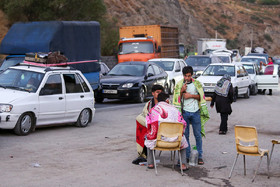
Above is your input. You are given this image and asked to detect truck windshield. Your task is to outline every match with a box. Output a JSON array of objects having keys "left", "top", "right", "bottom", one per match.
[
  {"left": 0, "top": 57, "right": 24, "bottom": 71},
  {"left": 0, "top": 69, "right": 44, "bottom": 93},
  {"left": 185, "top": 57, "right": 211, "bottom": 66},
  {"left": 119, "top": 42, "right": 154, "bottom": 54}
]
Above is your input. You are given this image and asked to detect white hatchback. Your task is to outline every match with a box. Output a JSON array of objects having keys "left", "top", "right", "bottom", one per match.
[
  {"left": 197, "top": 63, "right": 251, "bottom": 101},
  {"left": 0, "top": 64, "right": 95, "bottom": 135},
  {"left": 148, "top": 58, "right": 187, "bottom": 94}
]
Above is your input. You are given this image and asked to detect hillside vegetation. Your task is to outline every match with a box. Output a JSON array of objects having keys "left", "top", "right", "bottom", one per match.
[{"left": 1, "top": 0, "right": 280, "bottom": 55}]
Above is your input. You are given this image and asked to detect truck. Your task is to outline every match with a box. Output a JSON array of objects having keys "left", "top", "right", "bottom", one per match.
[
  {"left": 197, "top": 38, "right": 226, "bottom": 55},
  {"left": 0, "top": 21, "right": 101, "bottom": 91},
  {"left": 117, "top": 25, "right": 179, "bottom": 63}
]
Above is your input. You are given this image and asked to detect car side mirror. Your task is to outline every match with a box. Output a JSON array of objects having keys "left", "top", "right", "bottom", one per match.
[
  {"left": 175, "top": 68, "right": 181, "bottom": 72},
  {"left": 39, "top": 87, "right": 48, "bottom": 96},
  {"left": 237, "top": 74, "right": 242, "bottom": 78},
  {"left": 147, "top": 73, "right": 154, "bottom": 77}
]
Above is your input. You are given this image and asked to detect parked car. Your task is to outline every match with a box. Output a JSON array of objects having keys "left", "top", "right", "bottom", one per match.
[
  {"left": 96, "top": 61, "right": 168, "bottom": 103},
  {"left": 213, "top": 49, "right": 233, "bottom": 63},
  {"left": 240, "top": 62, "right": 260, "bottom": 95},
  {"left": 185, "top": 55, "right": 222, "bottom": 78},
  {"left": 148, "top": 58, "right": 187, "bottom": 94},
  {"left": 241, "top": 56, "right": 267, "bottom": 67},
  {"left": 197, "top": 63, "right": 251, "bottom": 101},
  {"left": 0, "top": 63, "right": 95, "bottom": 136}
]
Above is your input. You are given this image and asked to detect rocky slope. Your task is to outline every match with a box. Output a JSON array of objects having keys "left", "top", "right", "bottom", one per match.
[
  {"left": 1, "top": 0, "right": 280, "bottom": 55},
  {"left": 104, "top": 0, "right": 280, "bottom": 55}
]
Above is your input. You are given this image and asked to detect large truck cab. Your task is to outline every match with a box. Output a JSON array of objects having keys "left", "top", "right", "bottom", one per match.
[{"left": 118, "top": 37, "right": 161, "bottom": 63}]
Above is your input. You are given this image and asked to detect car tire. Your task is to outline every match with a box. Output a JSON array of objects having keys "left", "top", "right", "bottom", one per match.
[
  {"left": 14, "top": 113, "right": 35, "bottom": 136},
  {"left": 233, "top": 87, "right": 238, "bottom": 102},
  {"left": 136, "top": 87, "right": 146, "bottom": 103},
  {"left": 244, "top": 87, "right": 250, "bottom": 99},
  {"left": 169, "top": 81, "right": 175, "bottom": 94},
  {"left": 251, "top": 84, "right": 257, "bottom": 95},
  {"left": 76, "top": 108, "right": 91, "bottom": 127}
]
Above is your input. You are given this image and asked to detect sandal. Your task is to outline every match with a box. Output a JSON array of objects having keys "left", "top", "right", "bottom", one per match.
[
  {"left": 148, "top": 164, "right": 154, "bottom": 169},
  {"left": 198, "top": 158, "right": 204, "bottom": 165}
]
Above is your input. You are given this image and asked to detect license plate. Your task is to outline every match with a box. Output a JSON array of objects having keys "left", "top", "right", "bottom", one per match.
[
  {"left": 103, "top": 89, "right": 117, "bottom": 94},
  {"left": 204, "top": 88, "right": 214, "bottom": 92}
]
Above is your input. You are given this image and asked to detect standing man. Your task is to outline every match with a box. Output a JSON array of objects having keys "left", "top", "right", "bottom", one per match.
[
  {"left": 261, "top": 57, "right": 274, "bottom": 95},
  {"left": 173, "top": 66, "right": 209, "bottom": 165},
  {"left": 132, "top": 85, "right": 164, "bottom": 165}
]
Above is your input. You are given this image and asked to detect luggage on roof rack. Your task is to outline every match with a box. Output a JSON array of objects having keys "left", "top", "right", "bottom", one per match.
[{"left": 25, "top": 51, "right": 68, "bottom": 64}]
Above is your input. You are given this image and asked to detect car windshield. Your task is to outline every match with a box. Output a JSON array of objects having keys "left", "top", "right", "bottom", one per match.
[
  {"left": 185, "top": 57, "right": 211, "bottom": 66},
  {"left": 0, "top": 69, "right": 44, "bottom": 93},
  {"left": 241, "top": 58, "right": 265, "bottom": 66},
  {"left": 119, "top": 42, "right": 154, "bottom": 54},
  {"left": 108, "top": 64, "right": 145, "bottom": 76},
  {"left": 243, "top": 64, "right": 255, "bottom": 74},
  {"left": 0, "top": 57, "right": 24, "bottom": 71},
  {"left": 202, "top": 65, "right": 235, "bottom": 76},
  {"left": 218, "top": 56, "right": 230, "bottom": 63},
  {"left": 149, "top": 61, "right": 174, "bottom": 71},
  {"left": 247, "top": 53, "right": 269, "bottom": 61}
]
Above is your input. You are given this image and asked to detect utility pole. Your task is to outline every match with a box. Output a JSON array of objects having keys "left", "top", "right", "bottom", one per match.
[{"left": 250, "top": 29, "right": 253, "bottom": 48}]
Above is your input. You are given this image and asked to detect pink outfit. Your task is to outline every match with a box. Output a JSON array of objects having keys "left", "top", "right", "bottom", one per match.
[{"left": 144, "top": 102, "right": 188, "bottom": 149}]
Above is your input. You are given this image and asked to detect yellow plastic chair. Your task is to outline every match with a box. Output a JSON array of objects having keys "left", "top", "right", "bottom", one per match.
[
  {"left": 229, "top": 125, "right": 270, "bottom": 182},
  {"left": 152, "top": 122, "right": 184, "bottom": 176},
  {"left": 269, "top": 139, "right": 280, "bottom": 168}
]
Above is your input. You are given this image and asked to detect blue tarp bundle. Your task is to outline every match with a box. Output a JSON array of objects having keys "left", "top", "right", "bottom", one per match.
[{"left": 0, "top": 21, "right": 101, "bottom": 73}]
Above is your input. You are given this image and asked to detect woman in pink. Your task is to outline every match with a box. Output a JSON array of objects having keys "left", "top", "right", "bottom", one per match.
[{"left": 144, "top": 92, "right": 188, "bottom": 170}]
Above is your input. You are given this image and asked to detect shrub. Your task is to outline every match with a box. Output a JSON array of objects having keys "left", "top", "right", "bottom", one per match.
[
  {"left": 264, "top": 34, "right": 273, "bottom": 42},
  {"left": 259, "top": 0, "right": 280, "bottom": 5}
]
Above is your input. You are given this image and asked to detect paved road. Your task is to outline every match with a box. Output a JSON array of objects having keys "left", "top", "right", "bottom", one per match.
[{"left": 0, "top": 87, "right": 280, "bottom": 186}]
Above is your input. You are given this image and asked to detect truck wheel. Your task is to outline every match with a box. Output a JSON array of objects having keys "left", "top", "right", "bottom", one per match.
[
  {"left": 14, "top": 113, "right": 35, "bottom": 136},
  {"left": 233, "top": 88, "right": 238, "bottom": 102},
  {"left": 244, "top": 87, "right": 250, "bottom": 99},
  {"left": 169, "top": 81, "right": 175, "bottom": 94},
  {"left": 76, "top": 109, "right": 91, "bottom": 127},
  {"left": 136, "top": 87, "right": 146, "bottom": 103}
]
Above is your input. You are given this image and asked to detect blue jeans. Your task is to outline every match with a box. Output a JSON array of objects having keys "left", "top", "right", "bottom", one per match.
[{"left": 182, "top": 110, "right": 203, "bottom": 159}]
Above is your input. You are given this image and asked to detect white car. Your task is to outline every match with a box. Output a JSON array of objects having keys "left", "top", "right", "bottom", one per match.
[
  {"left": 241, "top": 56, "right": 267, "bottom": 67},
  {"left": 0, "top": 64, "right": 95, "bottom": 135},
  {"left": 148, "top": 58, "right": 187, "bottom": 94},
  {"left": 197, "top": 63, "right": 251, "bottom": 102},
  {"left": 241, "top": 62, "right": 279, "bottom": 95},
  {"left": 212, "top": 49, "right": 233, "bottom": 63}
]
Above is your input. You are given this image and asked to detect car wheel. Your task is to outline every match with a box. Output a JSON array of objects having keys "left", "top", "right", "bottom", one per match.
[
  {"left": 233, "top": 87, "right": 238, "bottom": 102},
  {"left": 14, "top": 113, "right": 35, "bottom": 136},
  {"left": 76, "top": 108, "right": 91, "bottom": 127},
  {"left": 169, "top": 81, "right": 175, "bottom": 94},
  {"left": 244, "top": 87, "right": 250, "bottom": 99},
  {"left": 136, "top": 87, "right": 146, "bottom": 103},
  {"left": 251, "top": 84, "right": 257, "bottom": 95}
]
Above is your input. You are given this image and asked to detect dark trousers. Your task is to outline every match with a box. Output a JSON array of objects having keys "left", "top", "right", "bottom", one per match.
[{"left": 220, "top": 113, "right": 228, "bottom": 132}]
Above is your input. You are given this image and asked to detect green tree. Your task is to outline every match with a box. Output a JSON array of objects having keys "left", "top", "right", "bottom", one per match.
[{"left": 0, "top": 0, "right": 118, "bottom": 56}]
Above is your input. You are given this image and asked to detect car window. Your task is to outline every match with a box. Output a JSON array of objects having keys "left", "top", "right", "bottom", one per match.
[
  {"left": 236, "top": 66, "right": 244, "bottom": 77},
  {"left": 243, "top": 64, "right": 255, "bottom": 74},
  {"left": 263, "top": 65, "right": 274, "bottom": 75},
  {"left": 150, "top": 61, "right": 174, "bottom": 71},
  {"left": 108, "top": 64, "right": 144, "bottom": 76},
  {"left": 185, "top": 57, "right": 211, "bottom": 66},
  {"left": 41, "top": 74, "right": 62, "bottom": 95},
  {"left": 76, "top": 74, "right": 90, "bottom": 92},
  {"left": 179, "top": 61, "right": 186, "bottom": 69},
  {"left": 175, "top": 61, "right": 180, "bottom": 71},
  {"left": 152, "top": 65, "right": 161, "bottom": 75},
  {"left": 63, "top": 74, "right": 83, "bottom": 93},
  {"left": 147, "top": 65, "right": 155, "bottom": 76},
  {"left": 202, "top": 65, "right": 235, "bottom": 76}
]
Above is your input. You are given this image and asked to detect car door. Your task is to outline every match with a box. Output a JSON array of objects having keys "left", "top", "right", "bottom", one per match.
[
  {"left": 173, "top": 60, "right": 182, "bottom": 84},
  {"left": 256, "top": 65, "right": 279, "bottom": 90},
  {"left": 63, "top": 73, "right": 93, "bottom": 122},
  {"left": 38, "top": 74, "right": 66, "bottom": 125},
  {"left": 235, "top": 65, "right": 246, "bottom": 94},
  {"left": 144, "top": 65, "right": 156, "bottom": 95}
]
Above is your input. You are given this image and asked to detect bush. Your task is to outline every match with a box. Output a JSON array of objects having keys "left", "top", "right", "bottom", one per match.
[
  {"left": 215, "top": 24, "right": 229, "bottom": 35},
  {"left": 259, "top": 0, "right": 280, "bottom": 5}
]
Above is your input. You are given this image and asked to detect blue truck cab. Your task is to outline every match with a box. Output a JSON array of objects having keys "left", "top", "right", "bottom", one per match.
[{"left": 0, "top": 21, "right": 101, "bottom": 91}]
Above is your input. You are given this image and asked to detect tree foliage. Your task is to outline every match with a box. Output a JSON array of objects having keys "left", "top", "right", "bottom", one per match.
[{"left": 0, "top": 0, "right": 118, "bottom": 56}]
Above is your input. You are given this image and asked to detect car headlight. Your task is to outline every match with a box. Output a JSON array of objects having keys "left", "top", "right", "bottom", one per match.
[
  {"left": 0, "top": 104, "right": 13, "bottom": 113},
  {"left": 122, "top": 83, "right": 134, "bottom": 88}
]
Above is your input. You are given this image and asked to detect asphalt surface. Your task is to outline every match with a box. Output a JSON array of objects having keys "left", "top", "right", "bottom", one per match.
[{"left": 0, "top": 86, "right": 280, "bottom": 186}]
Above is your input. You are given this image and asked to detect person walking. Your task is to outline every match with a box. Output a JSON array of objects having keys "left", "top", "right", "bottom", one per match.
[
  {"left": 173, "top": 66, "right": 209, "bottom": 165},
  {"left": 210, "top": 74, "right": 233, "bottom": 135}
]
